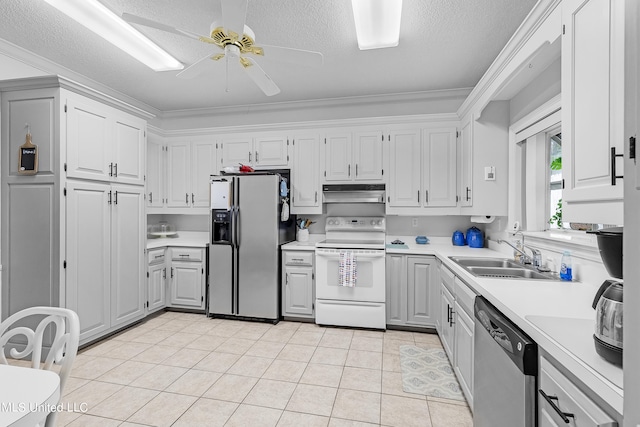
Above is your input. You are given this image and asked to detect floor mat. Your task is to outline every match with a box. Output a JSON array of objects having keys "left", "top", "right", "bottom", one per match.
[{"left": 399, "top": 345, "right": 465, "bottom": 401}]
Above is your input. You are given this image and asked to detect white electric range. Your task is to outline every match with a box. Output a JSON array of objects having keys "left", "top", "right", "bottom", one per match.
[{"left": 315, "top": 216, "right": 386, "bottom": 329}]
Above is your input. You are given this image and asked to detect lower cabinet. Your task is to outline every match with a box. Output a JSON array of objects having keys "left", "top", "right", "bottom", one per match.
[
  {"left": 386, "top": 255, "right": 437, "bottom": 328},
  {"left": 147, "top": 248, "right": 166, "bottom": 313},
  {"left": 438, "top": 260, "right": 476, "bottom": 409},
  {"left": 538, "top": 352, "right": 620, "bottom": 426},
  {"left": 282, "top": 250, "right": 315, "bottom": 319},
  {"left": 168, "top": 247, "right": 206, "bottom": 310}
]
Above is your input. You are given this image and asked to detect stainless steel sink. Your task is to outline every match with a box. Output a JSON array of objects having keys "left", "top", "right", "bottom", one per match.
[{"left": 449, "top": 257, "right": 558, "bottom": 281}]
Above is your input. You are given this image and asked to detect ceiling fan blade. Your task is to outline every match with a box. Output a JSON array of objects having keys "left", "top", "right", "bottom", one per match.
[
  {"left": 176, "top": 53, "right": 219, "bottom": 79},
  {"left": 122, "top": 12, "right": 216, "bottom": 43},
  {"left": 257, "top": 45, "right": 324, "bottom": 67},
  {"left": 242, "top": 57, "right": 280, "bottom": 96},
  {"left": 221, "top": 0, "right": 248, "bottom": 40}
]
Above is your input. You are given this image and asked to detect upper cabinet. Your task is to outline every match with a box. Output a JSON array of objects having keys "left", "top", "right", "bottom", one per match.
[
  {"left": 165, "top": 138, "right": 218, "bottom": 211},
  {"left": 386, "top": 125, "right": 459, "bottom": 214},
  {"left": 291, "top": 133, "right": 322, "bottom": 214},
  {"left": 146, "top": 134, "right": 164, "bottom": 208},
  {"left": 66, "top": 92, "right": 146, "bottom": 186},
  {"left": 323, "top": 129, "right": 384, "bottom": 182},
  {"left": 561, "top": 0, "right": 624, "bottom": 225},
  {"left": 220, "top": 133, "right": 289, "bottom": 168}
]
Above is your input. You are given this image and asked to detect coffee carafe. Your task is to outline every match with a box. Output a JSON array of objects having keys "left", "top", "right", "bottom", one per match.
[{"left": 588, "top": 227, "right": 623, "bottom": 366}]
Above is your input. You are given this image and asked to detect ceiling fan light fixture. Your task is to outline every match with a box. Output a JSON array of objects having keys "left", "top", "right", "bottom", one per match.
[
  {"left": 351, "top": 0, "right": 402, "bottom": 50},
  {"left": 42, "top": 0, "right": 183, "bottom": 71}
]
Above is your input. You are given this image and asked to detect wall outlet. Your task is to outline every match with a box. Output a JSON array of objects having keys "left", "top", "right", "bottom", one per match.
[{"left": 412, "top": 218, "right": 418, "bottom": 227}]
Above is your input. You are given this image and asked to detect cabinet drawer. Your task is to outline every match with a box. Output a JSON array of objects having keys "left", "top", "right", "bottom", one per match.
[
  {"left": 440, "top": 265, "right": 455, "bottom": 293},
  {"left": 284, "top": 251, "right": 313, "bottom": 266},
  {"left": 454, "top": 277, "right": 477, "bottom": 317},
  {"left": 170, "top": 247, "right": 203, "bottom": 262},
  {"left": 539, "top": 355, "right": 618, "bottom": 427},
  {"left": 148, "top": 248, "right": 165, "bottom": 265}
]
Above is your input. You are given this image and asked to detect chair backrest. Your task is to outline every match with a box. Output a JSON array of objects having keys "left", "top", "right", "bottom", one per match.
[{"left": 0, "top": 306, "right": 80, "bottom": 393}]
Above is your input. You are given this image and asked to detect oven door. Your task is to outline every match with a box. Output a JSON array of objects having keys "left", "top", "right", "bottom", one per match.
[{"left": 315, "top": 248, "right": 385, "bottom": 302}]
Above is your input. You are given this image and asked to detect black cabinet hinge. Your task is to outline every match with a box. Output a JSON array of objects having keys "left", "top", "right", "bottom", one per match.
[
  {"left": 381, "top": 169, "right": 384, "bottom": 176},
  {"left": 456, "top": 131, "right": 459, "bottom": 138},
  {"left": 202, "top": 268, "right": 204, "bottom": 274},
  {"left": 64, "top": 104, "right": 67, "bottom": 113},
  {"left": 147, "top": 272, "right": 149, "bottom": 278},
  {"left": 630, "top": 136, "right": 636, "bottom": 160},
  {"left": 64, "top": 163, "right": 67, "bottom": 172},
  {"left": 63, "top": 188, "right": 67, "bottom": 196},
  {"left": 201, "top": 296, "right": 204, "bottom": 302},
  {"left": 146, "top": 301, "right": 149, "bottom": 308},
  {"left": 562, "top": 24, "right": 565, "bottom": 35},
  {"left": 63, "top": 261, "right": 67, "bottom": 269},
  {"left": 562, "top": 179, "right": 565, "bottom": 189}
]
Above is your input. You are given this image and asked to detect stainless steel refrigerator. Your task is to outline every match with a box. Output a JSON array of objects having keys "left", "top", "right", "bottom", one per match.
[{"left": 208, "top": 171, "right": 295, "bottom": 322}]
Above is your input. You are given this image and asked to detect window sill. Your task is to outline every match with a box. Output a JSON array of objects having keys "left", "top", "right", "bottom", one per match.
[{"left": 521, "top": 230, "right": 600, "bottom": 262}]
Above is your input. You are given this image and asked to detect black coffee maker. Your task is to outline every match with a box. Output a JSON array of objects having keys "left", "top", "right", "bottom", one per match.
[{"left": 589, "top": 227, "right": 623, "bottom": 366}]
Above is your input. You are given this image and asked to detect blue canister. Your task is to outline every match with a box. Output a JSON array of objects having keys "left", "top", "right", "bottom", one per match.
[
  {"left": 467, "top": 227, "right": 484, "bottom": 248},
  {"left": 452, "top": 230, "right": 466, "bottom": 246}
]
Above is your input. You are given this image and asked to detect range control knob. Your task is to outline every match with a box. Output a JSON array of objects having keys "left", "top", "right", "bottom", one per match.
[
  {"left": 370, "top": 220, "right": 376, "bottom": 225},
  {"left": 377, "top": 220, "right": 383, "bottom": 225}
]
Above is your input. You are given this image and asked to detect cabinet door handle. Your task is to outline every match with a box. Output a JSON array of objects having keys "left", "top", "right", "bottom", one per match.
[
  {"left": 355, "top": 164, "right": 358, "bottom": 176},
  {"left": 163, "top": 268, "right": 166, "bottom": 279},
  {"left": 108, "top": 191, "right": 112, "bottom": 205},
  {"left": 417, "top": 190, "right": 420, "bottom": 203},
  {"left": 113, "top": 163, "right": 118, "bottom": 177},
  {"left": 179, "top": 254, "right": 190, "bottom": 258},
  {"left": 285, "top": 273, "right": 289, "bottom": 285},
  {"left": 186, "top": 193, "right": 189, "bottom": 205},
  {"left": 154, "top": 254, "right": 163, "bottom": 259},
  {"left": 192, "top": 193, "right": 195, "bottom": 204},
  {"left": 315, "top": 191, "right": 318, "bottom": 203},
  {"left": 348, "top": 164, "right": 351, "bottom": 177},
  {"left": 539, "top": 390, "right": 574, "bottom": 423},
  {"left": 255, "top": 151, "right": 259, "bottom": 163},
  {"left": 149, "top": 192, "right": 153, "bottom": 203},
  {"left": 611, "top": 147, "right": 624, "bottom": 185},
  {"left": 425, "top": 190, "right": 429, "bottom": 203},
  {"left": 114, "top": 191, "right": 118, "bottom": 205},
  {"left": 447, "top": 304, "right": 451, "bottom": 323},
  {"left": 171, "top": 268, "right": 174, "bottom": 278},
  {"left": 249, "top": 151, "right": 252, "bottom": 162},
  {"left": 109, "top": 163, "right": 113, "bottom": 177},
  {"left": 466, "top": 187, "right": 471, "bottom": 201}
]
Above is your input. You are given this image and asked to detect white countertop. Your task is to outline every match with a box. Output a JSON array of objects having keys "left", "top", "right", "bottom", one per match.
[
  {"left": 146, "top": 231, "right": 209, "bottom": 249},
  {"left": 386, "top": 235, "right": 623, "bottom": 415},
  {"left": 281, "top": 234, "right": 325, "bottom": 251}
]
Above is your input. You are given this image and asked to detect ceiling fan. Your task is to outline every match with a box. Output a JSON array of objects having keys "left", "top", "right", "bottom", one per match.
[{"left": 122, "top": 0, "right": 323, "bottom": 96}]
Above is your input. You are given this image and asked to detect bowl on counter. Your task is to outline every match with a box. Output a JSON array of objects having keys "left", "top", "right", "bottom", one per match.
[{"left": 415, "top": 236, "right": 429, "bottom": 244}]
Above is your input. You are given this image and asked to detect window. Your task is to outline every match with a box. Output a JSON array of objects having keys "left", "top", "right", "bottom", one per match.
[{"left": 548, "top": 130, "right": 564, "bottom": 229}]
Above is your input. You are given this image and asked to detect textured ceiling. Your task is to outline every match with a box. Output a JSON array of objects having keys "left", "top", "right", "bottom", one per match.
[{"left": 0, "top": 0, "right": 537, "bottom": 112}]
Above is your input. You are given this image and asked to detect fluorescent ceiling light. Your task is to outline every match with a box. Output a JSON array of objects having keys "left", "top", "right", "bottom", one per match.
[
  {"left": 351, "top": 0, "right": 402, "bottom": 50},
  {"left": 42, "top": 0, "right": 183, "bottom": 71}
]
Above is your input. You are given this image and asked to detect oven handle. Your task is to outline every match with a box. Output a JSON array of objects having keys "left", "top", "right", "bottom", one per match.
[{"left": 315, "top": 249, "right": 386, "bottom": 258}]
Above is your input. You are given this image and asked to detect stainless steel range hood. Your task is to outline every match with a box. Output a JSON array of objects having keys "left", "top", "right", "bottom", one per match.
[{"left": 322, "top": 184, "right": 385, "bottom": 203}]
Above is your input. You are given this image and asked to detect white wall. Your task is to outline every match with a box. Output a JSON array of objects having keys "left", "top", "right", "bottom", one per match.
[
  {"left": 509, "top": 57, "right": 561, "bottom": 124},
  {"left": 0, "top": 52, "right": 47, "bottom": 80}
]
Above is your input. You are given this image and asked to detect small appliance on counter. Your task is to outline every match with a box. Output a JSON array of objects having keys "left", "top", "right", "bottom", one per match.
[{"left": 588, "top": 227, "right": 623, "bottom": 366}]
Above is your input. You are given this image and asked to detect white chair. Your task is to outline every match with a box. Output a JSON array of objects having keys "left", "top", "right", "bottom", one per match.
[{"left": 0, "top": 306, "right": 80, "bottom": 427}]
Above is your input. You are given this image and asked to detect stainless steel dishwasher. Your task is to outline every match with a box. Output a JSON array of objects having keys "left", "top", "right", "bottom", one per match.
[{"left": 473, "top": 296, "right": 538, "bottom": 427}]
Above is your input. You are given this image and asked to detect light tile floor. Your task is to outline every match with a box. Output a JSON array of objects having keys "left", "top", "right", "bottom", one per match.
[{"left": 34, "top": 311, "right": 474, "bottom": 426}]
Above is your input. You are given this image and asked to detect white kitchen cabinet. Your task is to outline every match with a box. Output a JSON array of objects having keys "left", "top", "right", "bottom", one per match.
[
  {"left": 166, "top": 138, "right": 217, "bottom": 211},
  {"left": 387, "top": 129, "right": 421, "bottom": 207},
  {"left": 291, "top": 133, "right": 322, "bottom": 214},
  {"left": 422, "top": 128, "right": 457, "bottom": 207},
  {"left": 385, "top": 255, "right": 437, "bottom": 328},
  {"left": 110, "top": 184, "right": 146, "bottom": 328},
  {"left": 282, "top": 251, "right": 315, "bottom": 318},
  {"left": 147, "top": 249, "right": 166, "bottom": 313},
  {"left": 66, "top": 92, "right": 146, "bottom": 186},
  {"left": 387, "top": 127, "right": 458, "bottom": 212},
  {"left": 66, "top": 180, "right": 145, "bottom": 342},
  {"left": 539, "top": 353, "right": 619, "bottom": 426},
  {"left": 453, "top": 301, "right": 474, "bottom": 409},
  {"left": 459, "top": 119, "right": 473, "bottom": 207},
  {"left": 146, "top": 135, "right": 164, "bottom": 208},
  {"left": 220, "top": 134, "right": 289, "bottom": 168},
  {"left": 440, "top": 283, "right": 456, "bottom": 359},
  {"left": 561, "top": 0, "right": 624, "bottom": 225},
  {"left": 168, "top": 248, "right": 205, "bottom": 310},
  {"left": 324, "top": 130, "right": 383, "bottom": 182}
]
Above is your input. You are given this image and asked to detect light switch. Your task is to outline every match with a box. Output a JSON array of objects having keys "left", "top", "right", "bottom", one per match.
[{"left": 484, "top": 166, "right": 496, "bottom": 181}]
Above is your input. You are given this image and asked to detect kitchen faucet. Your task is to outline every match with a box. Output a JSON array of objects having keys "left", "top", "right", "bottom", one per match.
[{"left": 497, "top": 237, "right": 543, "bottom": 268}]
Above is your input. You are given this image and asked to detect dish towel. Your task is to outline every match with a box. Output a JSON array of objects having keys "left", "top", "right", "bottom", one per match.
[{"left": 339, "top": 251, "right": 357, "bottom": 287}]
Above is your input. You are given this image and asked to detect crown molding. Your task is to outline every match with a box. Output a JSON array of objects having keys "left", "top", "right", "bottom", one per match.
[{"left": 456, "top": 0, "right": 562, "bottom": 120}]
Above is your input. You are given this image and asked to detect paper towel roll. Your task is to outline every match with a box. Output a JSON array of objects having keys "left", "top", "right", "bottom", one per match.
[{"left": 470, "top": 215, "right": 495, "bottom": 224}]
